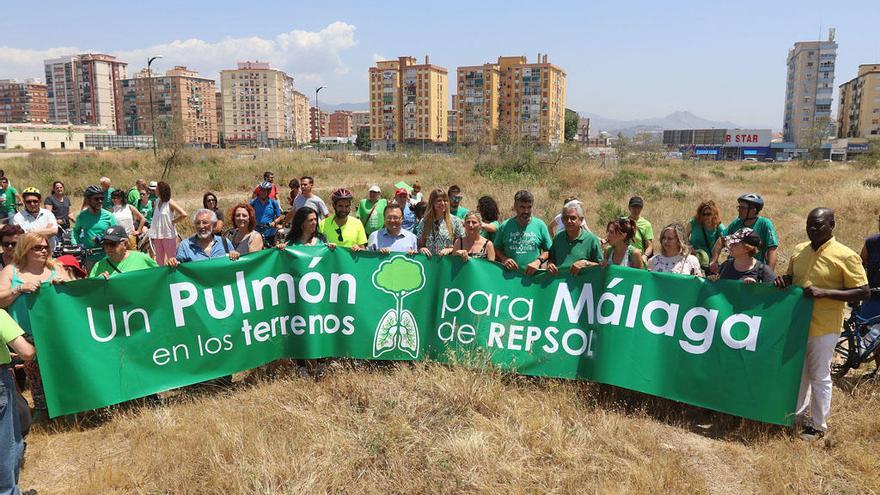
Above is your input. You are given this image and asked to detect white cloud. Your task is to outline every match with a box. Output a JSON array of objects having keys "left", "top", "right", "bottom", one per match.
[
  {"left": 0, "top": 22, "right": 358, "bottom": 87},
  {"left": 372, "top": 53, "right": 387, "bottom": 63}
]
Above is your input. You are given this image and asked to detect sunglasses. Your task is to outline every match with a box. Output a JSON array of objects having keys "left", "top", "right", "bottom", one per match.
[
  {"left": 1, "top": 242, "right": 16, "bottom": 248},
  {"left": 206, "top": 198, "right": 217, "bottom": 203},
  {"left": 335, "top": 227, "right": 344, "bottom": 242},
  {"left": 31, "top": 244, "right": 49, "bottom": 253},
  {"left": 24, "top": 199, "right": 40, "bottom": 204},
  {"left": 451, "top": 196, "right": 463, "bottom": 202}
]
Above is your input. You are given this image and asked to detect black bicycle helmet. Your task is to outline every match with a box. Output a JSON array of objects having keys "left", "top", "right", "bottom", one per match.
[
  {"left": 330, "top": 187, "right": 353, "bottom": 204},
  {"left": 84, "top": 185, "right": 103, "bottom": 198},
  {"left": 737, "top": 192, "right": 764, "bottom": 212}
]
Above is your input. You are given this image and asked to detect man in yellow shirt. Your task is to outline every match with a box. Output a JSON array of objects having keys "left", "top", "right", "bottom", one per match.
[
  {"left": 1, "top": 309, "right": 35, "bottom": 494},
  {"left": 319, "top": 187, "right": 366, "bottom": 250},
  {"left": 775, "top": 207, "right": 869, "bottom": 440}
]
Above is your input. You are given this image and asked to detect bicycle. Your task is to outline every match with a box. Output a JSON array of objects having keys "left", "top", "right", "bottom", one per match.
[{"left": 832, "top": 288, "right": 880, "bottom": 378}]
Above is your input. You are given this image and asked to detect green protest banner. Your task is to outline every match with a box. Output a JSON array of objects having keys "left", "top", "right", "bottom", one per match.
[{"left": 28, "top": 246, "right": 812, "bottom": 425}]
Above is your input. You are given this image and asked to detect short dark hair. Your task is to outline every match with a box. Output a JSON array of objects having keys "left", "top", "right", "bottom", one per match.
[
  {"left": 263, "top": 171, "right": 273, "bottom": 179},
  {"left": 477, "top": 196, "right": 499, "bottom": 222},
  {"left": 288, "top": 178, "right": 300, "bottom": 189},
  {"left": 514, "top": 190, "right": 533, "bottom": 204},
  {"left": 110, "top": 189, "right": 126, "bottom": 200},
  {"left": 0, "top": 224, "right": 24, "bottom": 240},
  {"left": 300, "top": 176, "right": 314, "bottom": 184},
  {"left": 448, "top": 185, "right": 461, "bottom": 196},
  {"left": 383, "top": 203, "right": 402, "bottom": 216}
]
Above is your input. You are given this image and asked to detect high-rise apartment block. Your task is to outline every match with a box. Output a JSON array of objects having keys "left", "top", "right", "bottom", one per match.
[
  {"left": 310, "top": 107, "right": 328, "bottom": 141},
  {"left": 456, "top": 54, "right": 566, "bottom": 145},
  {"left": 351, "top": 110, "right": 370, "bottom": 132},
  {"left": 783, "top": 30, "right": 837, "bottom": 146},
  {"left": 44, "top": 54, "right": 127, "bottom": 131},
  {"left": 369, "top": 56, "right": 448, "bottom": 150},
  {"left": 328, "top": 110, "right": 353, "bottom": 138},
  {"left": 220, "top": 61, "right": 298, "bottom": 147},
  {"left": 837, "top": 64, "right": 880, "bottom": 138},
  {"left": 118, "top": 66, "right": 218, "bottom": 146},
  {"left": 215, "top": 91, "right": 224, "bottom": 140},
  {"left": 293, "top": 91, "right": 309, "bottom": 144},
  {"left": 0, "top": 79, "right": 49, "bottom": 123}
]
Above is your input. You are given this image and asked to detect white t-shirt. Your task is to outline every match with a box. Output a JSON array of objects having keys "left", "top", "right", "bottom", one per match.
[
  {"left": 12, "top": 208, "right": 58, "bottom": 251},
  {"left": 648, "top": 253, "right": 703, "bottom": 276}
]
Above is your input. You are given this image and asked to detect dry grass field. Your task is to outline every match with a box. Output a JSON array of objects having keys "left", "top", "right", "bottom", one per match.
[{"left": 5, "top": 147, "right": 880, "bottom": 494}]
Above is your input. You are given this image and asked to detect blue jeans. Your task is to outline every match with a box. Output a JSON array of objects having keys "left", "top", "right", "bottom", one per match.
[{"left": 0, "top": 369, "right": 23, "bottom": 495}]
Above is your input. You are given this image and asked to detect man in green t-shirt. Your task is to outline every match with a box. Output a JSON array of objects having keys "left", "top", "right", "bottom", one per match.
[
  {"left": 357, "top": 185, "right": 387, "bottom": 237},
  {"left": 548, "top": 201, "right": 603, "bottom": 275},
  {"left": 448, "top": 185, "right": 469, "bottom": 219},
  {"left": 319, "top": 187, "right": 367, "bottom": 250},
  {"left": 710, "top": 192, "right": 779, "bottom": 273},
  {"left": 73, "top": 185, "right": 118, "bottom": 268},
  {"left": 99, "top": 177, "right": 115, "bottom": 211},
  {"left": 494, "top": 190, "right": 552, "bottom": 275},
  {"left": 127, "top": 179, "right": 146, "bottom": 206},
  {"left": 90, "top": 225, "right": 159, "bottom": 278},
  {"left": 0, "top": 176, "right": 21, "bottom": 225},
  {"left": 628, "top": 196, "right": 654, "bottom": 258}
]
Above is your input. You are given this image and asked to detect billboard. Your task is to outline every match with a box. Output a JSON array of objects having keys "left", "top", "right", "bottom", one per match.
[{"left": 724, "top": 129, "right": 771, "bottom": 148}]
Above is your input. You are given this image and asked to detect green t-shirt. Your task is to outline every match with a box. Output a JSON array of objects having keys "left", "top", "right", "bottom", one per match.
[
  {"left": 357, "top": 198, "right": 387, "bottom": 237},
  {"left": 127, "top": 187, "right": 140, "bottom": 206},
  {"left": 688, "top": 217, "right": 725, "bottom": 256},
  {"left": 550, "top": 229, "right": 603, "bottom": 270},
  {"left": 724, "top": 216, "right": 779, "bottom": 263},
  {"left": 480, "top": 220, "right": 501, "bottom": 243},
  {"left": 495, "top": 217, "right": 552, "bottom": 268},
  {"left": 90, "top": 251, "right": 159, "bottom": 278},
  {"left": 73, "top": 208, "right": 117, "bottom": 251},
  {"left": 0, "top": 186, "right": 18, "bottom": 213},
  {"left": 630, "top": 217, "right": 654, "bottom": 253},
  {"left": 0, "top": 309, "right": 24, "bottom": 364},
  {"left": 103, "top": 187, "right": 115, "bottom": 210},
  {"left": 451, "top": 206, "right": 469, "bottom": 220},
  {"left": 138, "top": 200, "right": 154, "bottom": 223},
  {"left": 319, "top": 215, "right": 368, "bottom": 248}
]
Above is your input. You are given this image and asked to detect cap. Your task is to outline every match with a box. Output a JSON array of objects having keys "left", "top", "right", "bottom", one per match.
[
  {"left": 56, "top": 255, "right": 87, "bottom": 278},
  {"left": 369, "top": 185, "right": 381, "bottom": 193},
  {"left": 394, "top": 188, "right": 409, "bottom": 197},
  {"left": 148, "top": 181, "right": 158, "bottom": 190},
  {"left": 726, "top": 228, "right": 762, "bottom": 248},
  {"left": 628, "top": 196, "right": 644, "bottom": 207},
  {"left": 100, "top": 225, "right": 128, "bottom": 243}
]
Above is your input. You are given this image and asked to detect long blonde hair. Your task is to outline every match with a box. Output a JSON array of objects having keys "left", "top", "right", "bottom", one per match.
[
  {"left": 420, "top": 189, "right": 454, "bottom": 245},
  {"left": 659, "top": 223, "right": 688, "bottom": 257},
  {"left": 13, "top": 232, "right": 59, "bottom": 270}
]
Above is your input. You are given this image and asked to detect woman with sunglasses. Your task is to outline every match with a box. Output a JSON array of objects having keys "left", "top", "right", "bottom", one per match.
[
  {"left": 602, "top": 218, "right": 644, "bottom": 269},
  {"left": 684, "top": 200, "right": 724, "bottom": 273},
  {"left": 203, "top": 192, "right": 225, "bottom": 234},
  {"left": 0, "top": 233, "right": 70, "bottom": 419}
]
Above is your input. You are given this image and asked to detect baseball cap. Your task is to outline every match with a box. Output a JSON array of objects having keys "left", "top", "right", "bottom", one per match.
[
  {"left": 56, "top": 255, "right": 87, "bottom": 278},
  {"left": 726, "top": 228, "right": 762, "bottom": 248},
  {"left": 148, "top": 181, "right": 158, "bottom": 190},
  {"left": 369, "top": 185, "right": 381, "bottom": 193},
  {"left": 100, "top": 225, "right": 128, "bottom": 244},
  {"left": 394, "top": 188, "right": 409, "bottom": 197},
  {"left": 628, "top": 196, "right": 644, "bottom": 207}
]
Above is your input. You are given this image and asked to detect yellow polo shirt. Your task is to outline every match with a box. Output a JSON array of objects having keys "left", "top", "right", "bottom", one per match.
[
  {"left": 319, "top": 215, "right": 368, "bottom": 248},
  {"left": 786, "top": 237, "right": 868, "bottom": 337},
  {"left": 0, "top": 308, "right": 25, "bottom": 365}
]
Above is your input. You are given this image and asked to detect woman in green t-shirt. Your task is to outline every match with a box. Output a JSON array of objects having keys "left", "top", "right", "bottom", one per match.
[{"left": 684, "top": 200, "right": 724, "bottom": 271}]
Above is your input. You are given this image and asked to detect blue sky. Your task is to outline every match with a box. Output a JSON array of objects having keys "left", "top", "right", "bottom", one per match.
[{"left": 2, "top": 0, "right": 878, "bottom": 129}]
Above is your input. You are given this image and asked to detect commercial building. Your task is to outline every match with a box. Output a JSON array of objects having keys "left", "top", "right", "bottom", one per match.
[
  {"left": 0, "top": 79, "right": 49, "bottom": 123},
  {"left": 44, "top": 54, "right": 128, "bottom": 131},
  {"left": 293, "top": 91, "right": 309, "bottom": 144},
  {"left": 0, "top": 123, "right": 115, "bottom": 150},
  {"left": 456, "top": 54, "right": 566, "bottom": 146},
  {"left": 369, "top": 56, "right": 448, "bottom": 150},
  {"left": 220, "top": 61, "right": 297, "bottom": 147},
  {"left": 310, "top": 107, "right": 328, "bottom": 141},
  {"left": 663, "top": 128, "right": 773, "bottom": 160},
  {"left": 783, "top": 30, "right": 837, "bottom": 147},
  {"left": 118, "top": 66, "right": 218, "bottom": 146},
  {"left": 837, "top": 64, "right": 880, "bottom": 138}
]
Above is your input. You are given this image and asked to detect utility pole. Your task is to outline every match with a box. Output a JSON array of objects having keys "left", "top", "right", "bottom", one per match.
[
  {"left": 147, "top": 55, "right": 163, "bottom": 157},
  {"left": 315, "top": 86, "right": 325, "bottom": 146}
]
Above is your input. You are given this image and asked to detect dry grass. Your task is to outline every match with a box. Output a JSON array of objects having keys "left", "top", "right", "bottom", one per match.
[{"left": 5, "top": 149, "right": 880, "bottom": 493}]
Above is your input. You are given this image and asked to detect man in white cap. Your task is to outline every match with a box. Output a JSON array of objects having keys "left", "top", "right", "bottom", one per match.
[{"left": 358, "top": 185, "right": 387, "bottom": 237}]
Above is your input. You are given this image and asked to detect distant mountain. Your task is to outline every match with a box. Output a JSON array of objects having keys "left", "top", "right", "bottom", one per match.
[
  {"left": 582, "top": 111, "right": 742, "bottom": 137},
  {"left": 319, "top": 102, "right": 369, "bottom": 112}
]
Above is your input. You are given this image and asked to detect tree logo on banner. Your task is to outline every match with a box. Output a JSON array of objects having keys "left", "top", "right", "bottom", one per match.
[{"left": 370, "top": 255, "right": 426, "bottom": 358}]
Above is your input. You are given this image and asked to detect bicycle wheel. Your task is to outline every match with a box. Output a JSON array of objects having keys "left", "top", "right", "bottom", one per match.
[{"left": 832, "top": 330, "right": 857, "bottom": 378}]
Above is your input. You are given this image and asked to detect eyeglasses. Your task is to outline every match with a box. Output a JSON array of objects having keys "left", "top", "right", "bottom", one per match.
[
  {"left": 24, "top": 199, "right": 40, "bottom": 204},
  {"left": 31, "top": 244, "right": 49, "bottom": 253},
  {"left": 206, "top": 198, "right": 217, "bottom": 203},
  {"left": 335, "top": 227, "right": 344, "bottom": 242},
  {"left": 1, "top": 242, "right": 16, "bottom": 248}
]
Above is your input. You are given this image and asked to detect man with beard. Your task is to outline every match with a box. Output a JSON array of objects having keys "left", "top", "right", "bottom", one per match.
[
  {"left": 168, "top": 209, "right": 241, "bottom": 266},
  {"left": 493, "top": 190, "right": 552, "bottom": 276}
]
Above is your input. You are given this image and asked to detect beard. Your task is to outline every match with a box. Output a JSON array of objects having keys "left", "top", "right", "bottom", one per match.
[{"left": 197, "top": 230, "right": 213, "bottom": 240}]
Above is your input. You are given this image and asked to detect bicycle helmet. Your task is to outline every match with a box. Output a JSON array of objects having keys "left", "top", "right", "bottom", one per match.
[
  {"left": 84, "top": 185, "right": 103, "bottom": 198},
  {"left": 258, "top": 181, "right": 273, "bottom": 190},
  {"left": 737, "top": 192, "right": 764, "bottom": 212},
  {"left": 21, "top": 187, "right": 41, "bottom": 198},
  {"left": 330, "top": 187, "right": 353, "bottom": 204}
]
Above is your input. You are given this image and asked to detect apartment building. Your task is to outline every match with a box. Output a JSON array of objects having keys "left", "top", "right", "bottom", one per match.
[
  {"left": 44, "top": 54, "right": 127, "bottom": 131},
  {"left": 837, "top": 64, "right": 880, "bottom": 138},
  {"left": 783, "top": 30, "right": 838, "bottom": 146},
  {"left": 292, "top": 91, "right": 309, "bottom": 144},
  {"left": 215, "top": 92, "right": 223, "bottom": 140},
  {"left": 220, "top": 61, "right": 297, "bottom": 147},
  {"left": 369, "top": 56, "right": 448, "bottom": 150},
  {"left": 118, "top": 66, "right": 218, "bottom": 146},
  {"left": 351, "top": 110, "right": 370, "bottom": 132},
  {"left": 328, "top": 110, "right": 353, "bottom": 137},
  {"left": 456, "top": 54, "right": 566, "bottom": 145},
  {"left": 0, "top": 79, "right": 49, "bottom": 123},
  {"left": 309, "top": 107, "right": 328, "bottom": 141}
]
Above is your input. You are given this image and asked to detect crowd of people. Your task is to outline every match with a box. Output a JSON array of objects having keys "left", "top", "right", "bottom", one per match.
[{"left": 1, "top": 168, "right": 879, "bottom": 494}]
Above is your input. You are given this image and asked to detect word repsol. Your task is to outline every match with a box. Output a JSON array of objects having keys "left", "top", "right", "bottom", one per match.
[
  {"left": 437, "top": 278, "right": 760, "bottom": 356},
  {"left": 85, "top": 262, "right": 357, "bottom": 343}
]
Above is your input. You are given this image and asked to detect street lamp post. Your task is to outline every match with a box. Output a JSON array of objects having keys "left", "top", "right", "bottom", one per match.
[
  {"left": 147, "top": 55, "right": 163, "bottom": 158},
  {"left": 315, "top": 86, "right": 325, "bottom": 145}
]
